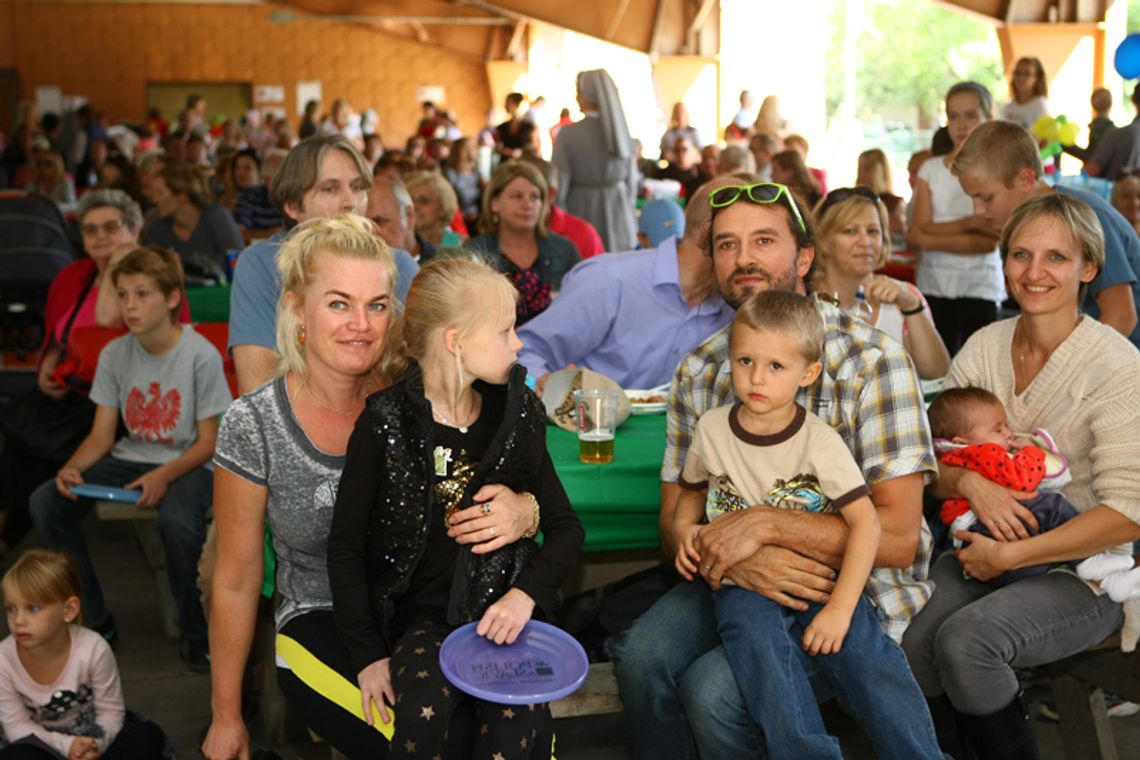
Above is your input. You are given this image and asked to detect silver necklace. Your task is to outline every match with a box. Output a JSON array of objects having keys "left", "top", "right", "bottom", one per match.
[{"left": 431, "top": 402, "right": 476, "bottom": 433}]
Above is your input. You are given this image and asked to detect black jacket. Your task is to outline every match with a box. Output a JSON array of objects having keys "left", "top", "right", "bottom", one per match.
[{"left": 328, "top": 363, "right": 584, "bottom": 674}]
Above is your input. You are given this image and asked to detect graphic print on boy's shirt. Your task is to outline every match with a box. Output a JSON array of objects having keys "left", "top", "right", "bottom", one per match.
[{"left": 125, "top": 382, "right": 182, "bottom": 445}]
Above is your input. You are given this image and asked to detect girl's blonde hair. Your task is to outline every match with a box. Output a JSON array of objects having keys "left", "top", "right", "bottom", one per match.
[
  {"left": 380, "top": 255, "right": 517, "bottom": 382},
  {"left": 275, "top": 214, "right": 397, "bottom": 382},
  {"left": 2, "top": 549, "right": 84, "bottom": 625}
]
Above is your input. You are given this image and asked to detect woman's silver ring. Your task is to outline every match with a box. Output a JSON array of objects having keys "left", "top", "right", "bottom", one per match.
[
  {"left": 962, "top": 570, "right": 972, "bottom": 580},
  {"left": 481, "top": 503, "right": 492, "bottom": 516},
  {"left": 703, "top": 564, "right": 712, "bottom": 572},
  {"left": 488, "top": 526, "right": 496, "bottom": 538},
  {"left": 995, "top": 518, "right": 1005, "bottom": 525}
]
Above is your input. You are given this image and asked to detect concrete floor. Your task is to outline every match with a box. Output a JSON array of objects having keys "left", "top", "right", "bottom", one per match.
[{"left": 2, "top": 517, "right": 1139, "bottom": 759}]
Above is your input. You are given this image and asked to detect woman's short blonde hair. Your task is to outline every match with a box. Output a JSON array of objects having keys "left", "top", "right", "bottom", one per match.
[
  {"left": 275, "top": 214, "right": 397, "bottom": 381},
  {"left": 405, "top": 170, "right": 459, "bottom": 226},
  {"left": 810, "top": 193, "right": 891, "bottom": 292},
  {"left": 381, "top": 254, "right": 517, "bottom": 382},
  {"left": 478, "top": 161, "right": 549, "bottom": 236},
  {"left": 1000, "top": 193, "right": 1104, "bottom": 304}
]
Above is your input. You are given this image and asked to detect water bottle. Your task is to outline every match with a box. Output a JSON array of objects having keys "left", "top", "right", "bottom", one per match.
[{"left": 843, "top": 285, "right": 873, "bottom": 322}]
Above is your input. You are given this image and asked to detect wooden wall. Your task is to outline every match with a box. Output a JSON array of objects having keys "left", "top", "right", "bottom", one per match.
[{"left": 4, "top": 1, "right": 493, "bottom": 146}]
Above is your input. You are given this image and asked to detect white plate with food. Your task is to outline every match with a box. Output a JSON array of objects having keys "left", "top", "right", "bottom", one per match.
[{"left": 625, "top": 389, "right": 668, "bottom": 415}]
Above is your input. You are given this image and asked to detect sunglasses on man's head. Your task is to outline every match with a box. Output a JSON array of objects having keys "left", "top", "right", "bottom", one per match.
[
  {"left": 816, "top": 186, "right": 879, "bottom": 218},
  {"left": 708, "top": 182, "right": 806, "bottom": 234}
]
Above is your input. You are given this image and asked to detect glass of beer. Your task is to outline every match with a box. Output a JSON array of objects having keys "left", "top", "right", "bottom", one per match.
[{"left": 573, "top": 388, "right": 619, "bottom": 464}]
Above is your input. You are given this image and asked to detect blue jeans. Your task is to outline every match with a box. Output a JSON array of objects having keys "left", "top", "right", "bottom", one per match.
[
  {"left": 716, "top": 585, "right": 943, "bottom": 760},
  {"left": 613, "top": 579, "right": 835, "bottom": 760},
  {"left": 29, "top": 456, "right": 211, "bottom": 643},
  {"left": 902, "top": 553, "right": 1123, "bottom": 715}
]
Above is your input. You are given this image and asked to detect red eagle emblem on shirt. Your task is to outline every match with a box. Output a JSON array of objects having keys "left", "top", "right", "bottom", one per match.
[{"left": 125, "top": 382, "right": 181, "bottom": 443}]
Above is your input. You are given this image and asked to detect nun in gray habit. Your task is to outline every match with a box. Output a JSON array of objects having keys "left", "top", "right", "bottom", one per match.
[{"left": 552, "top": 69, "right": 638, "bottom": 253}]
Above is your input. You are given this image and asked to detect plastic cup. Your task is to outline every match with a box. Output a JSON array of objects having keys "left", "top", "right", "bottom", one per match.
[{"left": 573, "top": 388, "right": 619, "bottom": 464}]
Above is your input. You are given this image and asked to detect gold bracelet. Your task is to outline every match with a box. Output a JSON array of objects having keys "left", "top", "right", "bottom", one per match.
[{"left": 521, "top": 492, "right": 541, "bottom": 539}]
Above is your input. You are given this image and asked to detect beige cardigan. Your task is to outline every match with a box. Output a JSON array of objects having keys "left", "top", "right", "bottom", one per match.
[{"left": 946, "top": 317, "right": 1140, "bottom": 546}]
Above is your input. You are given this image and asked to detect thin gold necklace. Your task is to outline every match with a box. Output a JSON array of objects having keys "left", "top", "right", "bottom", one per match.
[{"left": 300, "top": 378, "right": 370, "bottom": 417}]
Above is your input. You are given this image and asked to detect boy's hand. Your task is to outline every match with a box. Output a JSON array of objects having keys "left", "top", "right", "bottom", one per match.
[
  {"left": 477, "top": 588, "right": 535, "bottom": 645},
  {"left": 125, "top": 469, "right": 170, "bottom": 509},
  {"left": 67, "top": 736, "right": 99, "bottom": 760},
  {"left": 673, "top": 524, "right": 702, "bottom": 581},
  {"left": 56, "top": 467, "right": 84, "bottom": 500},
  {"left": 802, "top": 603, "right": 851, "bottom": 656}
]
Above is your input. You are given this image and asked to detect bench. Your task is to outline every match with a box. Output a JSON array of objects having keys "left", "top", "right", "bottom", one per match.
[
  {"left": 551, "top": 662, "right": 622, "bottom": 719},
  {"left": 94, "top": 499, "right": 180, "bottom": 642},
  {"left": 1046, "top": 634, "right": 1138, "bottom": 760}
]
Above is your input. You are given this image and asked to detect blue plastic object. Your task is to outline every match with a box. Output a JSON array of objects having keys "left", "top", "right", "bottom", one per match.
[{"left": 68, "top": 484, "right": 142, "bottom": 503}]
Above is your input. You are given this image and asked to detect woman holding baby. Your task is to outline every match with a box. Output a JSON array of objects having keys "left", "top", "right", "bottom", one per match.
[{"left": 901, "top": 193, "right": 1140, "bottom": 759}]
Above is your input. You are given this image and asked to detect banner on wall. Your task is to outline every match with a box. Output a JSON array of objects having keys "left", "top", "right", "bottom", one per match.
[
  {"left": 254, "top": 85, "right": 285, "bottom": 104},
  {"left": 296, "top": 81, "right": 322, "bottom": 116}
]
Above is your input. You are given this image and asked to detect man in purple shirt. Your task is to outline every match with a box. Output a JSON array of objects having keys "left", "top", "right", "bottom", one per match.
[{"left": 518, "top": 176, "right": 751, "bottom": 390}]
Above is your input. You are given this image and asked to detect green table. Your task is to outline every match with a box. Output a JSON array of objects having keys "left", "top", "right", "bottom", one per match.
[
  {"left": 548, "top": 413, "right": 665, "bottom": 552},
  {"left": 186, "top": 284, "right": 231, "bottom": 324}
]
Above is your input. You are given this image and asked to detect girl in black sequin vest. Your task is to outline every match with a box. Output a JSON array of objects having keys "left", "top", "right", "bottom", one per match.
[{"left": 328, "top": 257, "right": 583, "bottom": 759}]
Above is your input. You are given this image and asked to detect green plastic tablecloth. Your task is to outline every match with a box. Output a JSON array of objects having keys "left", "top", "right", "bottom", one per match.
[
  {"left": 186, "top": 284, "right": 231, "bottom": 324},
  {"left": 547, "top": 413, "right": 665, "bottom": 552}
]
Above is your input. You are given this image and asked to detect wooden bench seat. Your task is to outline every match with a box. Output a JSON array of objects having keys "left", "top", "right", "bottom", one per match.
[{"left": 551, "top": 661, "right": 622, "bottom": 719}]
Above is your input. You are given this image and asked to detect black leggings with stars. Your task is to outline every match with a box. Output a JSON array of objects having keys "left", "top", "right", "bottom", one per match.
[{"left": 390, "top": 623, "right": 552, "bottom": 760}]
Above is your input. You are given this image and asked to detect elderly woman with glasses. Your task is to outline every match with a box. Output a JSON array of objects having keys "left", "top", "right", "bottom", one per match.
[
  {"left": 811, "top": 187, "right": 950, "bottom": 379},
  {"left": 0, "top": 190, "right": 191, "bottom": 558}
]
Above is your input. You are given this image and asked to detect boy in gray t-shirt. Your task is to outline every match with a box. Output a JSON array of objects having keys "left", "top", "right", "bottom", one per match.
[{"left": 30, "top": 247, "right": 231, "bottom": 672}]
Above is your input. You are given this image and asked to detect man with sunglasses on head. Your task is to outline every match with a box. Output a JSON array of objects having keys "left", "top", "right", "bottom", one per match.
[{"left": 613, "top": 182, "right": 938, "bottom": 759}]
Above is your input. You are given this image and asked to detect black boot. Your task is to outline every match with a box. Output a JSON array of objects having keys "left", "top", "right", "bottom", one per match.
[
  {"left": 958, "top": 691, "right": 1039, "bottom": 760},
  {"left": 927, "top": 694, "right": 973, "bottom": 760}
]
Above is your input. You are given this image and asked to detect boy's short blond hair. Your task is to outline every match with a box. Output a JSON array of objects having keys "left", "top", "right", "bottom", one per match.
[
  {"left": 951, "top": 121, "right": 1042, "bottom": 185},
  {"left": 731, "top": 290, "right": 823, "bottom": 364}
]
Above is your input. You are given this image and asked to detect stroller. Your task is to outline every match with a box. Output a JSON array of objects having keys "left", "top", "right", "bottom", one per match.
[{"left": 0, "top": 191, "right": 77, "bottom": 365}]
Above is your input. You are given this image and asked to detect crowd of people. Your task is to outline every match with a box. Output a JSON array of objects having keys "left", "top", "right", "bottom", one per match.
[{"left": 1, "top": 59, "right": 1139, "bottom": 760}]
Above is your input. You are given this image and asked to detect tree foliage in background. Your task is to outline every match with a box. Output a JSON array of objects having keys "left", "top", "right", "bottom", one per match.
[{"left": 826, "top": 0, "right": 1004, "bottom": 128}]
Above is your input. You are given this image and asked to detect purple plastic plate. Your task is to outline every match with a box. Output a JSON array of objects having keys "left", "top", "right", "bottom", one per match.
[{"left": 439, "top": 620, "right": 588, "bottom": 704}]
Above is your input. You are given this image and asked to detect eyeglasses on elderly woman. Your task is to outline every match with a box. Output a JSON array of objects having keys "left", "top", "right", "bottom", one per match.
[{"left": 708, "top": 182, "right": 807, "bottom": 234}]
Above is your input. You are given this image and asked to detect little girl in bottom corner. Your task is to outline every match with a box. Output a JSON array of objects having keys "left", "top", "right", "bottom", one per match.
[{"left": 0, "top": 549, "right": 166, "bottom": 760}]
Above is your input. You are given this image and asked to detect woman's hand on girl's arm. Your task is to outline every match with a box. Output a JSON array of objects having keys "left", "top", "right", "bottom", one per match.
[
  {"left": 357, "top": 659, "right": 394, "bottom": 726},
  {"left": 449, "top": 484, "right": 536, "bottom": 553},
  {"left": 477, "top": 588, "right": 536, "bottom": 645}
]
